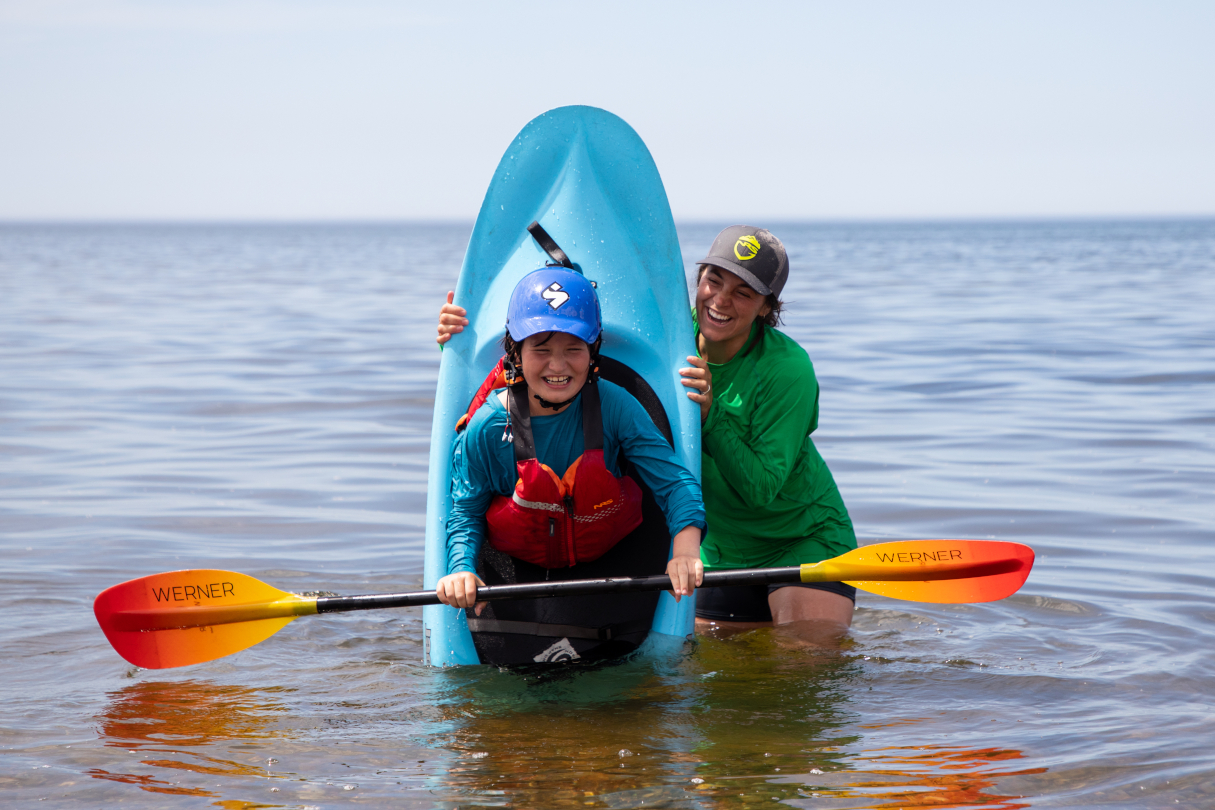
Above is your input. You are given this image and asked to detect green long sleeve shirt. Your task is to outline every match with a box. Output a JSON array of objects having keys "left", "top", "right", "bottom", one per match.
[{"left": 699, "top": 320, "right": 856, "bottom": 570}]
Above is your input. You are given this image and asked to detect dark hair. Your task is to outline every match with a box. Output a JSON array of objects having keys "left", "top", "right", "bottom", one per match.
[
  {"left": 501, "top": 331, "right": 601, "bottom": 363},
  {"left": 697, "top": 266, "right": 783, "bottom": 328},
  {"left": 501, "top": 330, "right": 544, "bottom": 360}
]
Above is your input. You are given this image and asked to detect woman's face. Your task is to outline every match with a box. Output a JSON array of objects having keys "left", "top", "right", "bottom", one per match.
[
  {"left": 695, "top": 266, "right": 771, "bottom": 345},
  {"left": 519, "top": 331, "right": 592, "bottom": 404}
]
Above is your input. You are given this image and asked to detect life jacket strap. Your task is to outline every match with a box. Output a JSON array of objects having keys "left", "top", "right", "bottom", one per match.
[
  {"left": 581, "top": 378, "right": 603, "bottom": 452},
  {"left": 466, "top": 617, "right": 651, "bottom": 641},
  {"left": 507, "top": 382, "right": 538, "bottom": 464}
]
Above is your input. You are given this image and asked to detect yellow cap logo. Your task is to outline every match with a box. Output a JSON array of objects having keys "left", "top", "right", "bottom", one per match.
[{"left": 734, "top": 235, "right": 761, "bottom": 262}]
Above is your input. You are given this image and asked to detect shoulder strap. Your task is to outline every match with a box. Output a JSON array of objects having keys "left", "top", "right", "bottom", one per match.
[
  {"left": 507, "top": 383, "right": 536, "bottom": 463},
  {"left": 527, "top": 221, "right": 573, "bottom": 269},
  {"left": 580, "top": 378, "right": 604, "bottom": 452}
]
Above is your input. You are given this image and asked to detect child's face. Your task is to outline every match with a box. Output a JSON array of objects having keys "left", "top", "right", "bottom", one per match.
[{"left": 519, "top": 332, "right": 591, "bottom": 405}]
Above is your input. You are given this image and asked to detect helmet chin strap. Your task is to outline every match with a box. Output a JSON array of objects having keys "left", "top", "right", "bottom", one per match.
[{"left": 532, "top": 393, "right": 573, "bottom": 411}]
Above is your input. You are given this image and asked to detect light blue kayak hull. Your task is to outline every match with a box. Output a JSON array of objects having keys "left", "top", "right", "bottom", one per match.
[{"left": 422, "top": 106, "right": 699, "bottom": 667}]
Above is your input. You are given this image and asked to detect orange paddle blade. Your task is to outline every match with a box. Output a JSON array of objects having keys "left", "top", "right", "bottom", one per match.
[
  {"left": 803, "top": 539, "right": 1034, "bottom": 603},
  {"left": 93, "top": 570, "right": 317, "bottom": 669}
]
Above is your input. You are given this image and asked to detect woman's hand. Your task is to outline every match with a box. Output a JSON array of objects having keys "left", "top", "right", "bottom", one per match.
[
  {"left": 436, "top": 291, "right": 469, "bottom": 346},
  {"left": 666, "top": 525, "right": 704, "bottom": 601},
  {"left": 436, "top": 571, "right": 487, "bottom": 614},
  {"left": 680, "top": 355, "right": 713, "bottom": 423}
]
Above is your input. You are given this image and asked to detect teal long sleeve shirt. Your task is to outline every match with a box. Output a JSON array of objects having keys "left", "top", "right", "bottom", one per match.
[{"left": 447, "top": 380, "right": 706, "bottom": 574}]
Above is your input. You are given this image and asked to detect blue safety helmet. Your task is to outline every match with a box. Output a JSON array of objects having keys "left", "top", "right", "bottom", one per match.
[{"left": 505, "top": 267, "right": 601, "bottom": 344}]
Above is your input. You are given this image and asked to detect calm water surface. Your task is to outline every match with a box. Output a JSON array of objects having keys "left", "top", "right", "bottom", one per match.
[{"left": 2, "top": 221, "right": 1213, "bottom": 808}]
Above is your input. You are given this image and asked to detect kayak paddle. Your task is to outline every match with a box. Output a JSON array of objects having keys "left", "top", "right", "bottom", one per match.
[{"left": 94, "top": 539, "right": 1033, "bottom": 669}]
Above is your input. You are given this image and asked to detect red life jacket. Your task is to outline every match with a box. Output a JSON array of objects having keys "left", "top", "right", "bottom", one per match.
[{"left": 457, "top": 361, "right": 644, "bottom": 569}]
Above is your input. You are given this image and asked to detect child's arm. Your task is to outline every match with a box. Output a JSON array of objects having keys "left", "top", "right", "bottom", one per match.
[
  {"left": 438, "top": 403, "right": 512, "bottom": 611},
  {"left": 601, "top": 382, "right": 708, "bottom": 596}
]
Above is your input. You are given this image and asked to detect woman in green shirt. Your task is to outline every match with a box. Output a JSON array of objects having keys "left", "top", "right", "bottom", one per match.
[
  {"left": 437, "top": 225, "right": 856, "bottom": 636},
  {"left": 679, "top": 226, "right": 856, "bottom": 636}
]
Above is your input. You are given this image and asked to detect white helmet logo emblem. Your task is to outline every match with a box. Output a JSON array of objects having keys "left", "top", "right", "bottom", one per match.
[{"left": 541, "top": 282, "right": 570, "bottom": 310}]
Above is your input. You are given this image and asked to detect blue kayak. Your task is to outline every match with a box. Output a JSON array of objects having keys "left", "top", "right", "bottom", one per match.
[{"left": 422, "top": 106, "right": 699, "bottom": 667}]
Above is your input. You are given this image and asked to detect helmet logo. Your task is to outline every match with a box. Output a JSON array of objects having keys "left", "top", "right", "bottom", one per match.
[
  {"left": 734, "top": 235, "right": 761, "bottom": 261},
  {"left": 541, "top": 282, "right": 570, "bottom": 310}
]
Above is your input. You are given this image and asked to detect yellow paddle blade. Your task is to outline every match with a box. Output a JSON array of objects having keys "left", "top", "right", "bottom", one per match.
[
  {"left": 802, "top": 539, "right": 1034, "bottom": 603},
  {"left": 93, "top": 570, "right": 317, "bottom": 669}
]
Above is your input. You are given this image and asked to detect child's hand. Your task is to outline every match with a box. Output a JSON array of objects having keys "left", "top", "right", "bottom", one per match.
[
  {"left": 665, "top": 554, "right": 704, "bottom": 602},
  {"left": 436, "top": 571, "right": 487, "bottom": 614},
  {"left": 437, "top": 291, "right": 469, "bottom": 346}
]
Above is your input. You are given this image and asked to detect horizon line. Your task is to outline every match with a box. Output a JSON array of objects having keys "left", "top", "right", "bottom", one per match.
[{"left": 2, "top": 214, "right": 1214, "bottom": 228}]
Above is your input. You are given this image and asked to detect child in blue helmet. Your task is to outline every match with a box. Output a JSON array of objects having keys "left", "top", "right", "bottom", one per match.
[{"left": 435, "top": 267, "right": 706, "bottom": 615}]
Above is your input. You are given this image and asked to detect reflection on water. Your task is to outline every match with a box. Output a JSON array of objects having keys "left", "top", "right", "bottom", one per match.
[
  {"left": 433, "top": 632, "right": 860, "bottom": 808},
  {"left": 78, "top": 635, "right": 898, "bottom": 808},
  {"left": 98, "top": 680, "right": 288, "bottom": 748},
  {"left": 430, "top": 631, "right": 1042, "bottom": 809},
  {"left": 437, "top": 645, "right": 712, "bottom": 807},
  {"left": 772, "top": 745, "right": 1045, "bottom": 810},
  {"left": 92, "top": 680, "right": 288, "bottom": 798},
  {"left": 85, "top": 768, "right": 216, "bottom": 799}
]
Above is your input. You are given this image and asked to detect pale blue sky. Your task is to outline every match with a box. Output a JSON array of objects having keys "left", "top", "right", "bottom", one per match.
[{"left": 1, "top": 0, "right": 1211, "bottom": 220}]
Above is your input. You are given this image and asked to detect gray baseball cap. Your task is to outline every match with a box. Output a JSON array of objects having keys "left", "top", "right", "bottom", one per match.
[{"left": 697, "top": 225, "right": 789, "bottom": 298}]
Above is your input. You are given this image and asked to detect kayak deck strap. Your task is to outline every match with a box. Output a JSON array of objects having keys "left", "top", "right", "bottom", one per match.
[{"left": 526, "top": 220, "right": 574, "bottom": 269}]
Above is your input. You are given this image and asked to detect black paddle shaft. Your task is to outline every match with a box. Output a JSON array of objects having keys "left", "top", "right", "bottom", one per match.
[{"left": 313, "top": 566, "right": 805, "bottom": 615}]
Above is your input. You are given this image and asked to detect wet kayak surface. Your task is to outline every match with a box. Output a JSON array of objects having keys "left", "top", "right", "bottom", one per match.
[{"left": 2, "top": 219, "right": 1213, "bottom": 808}]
